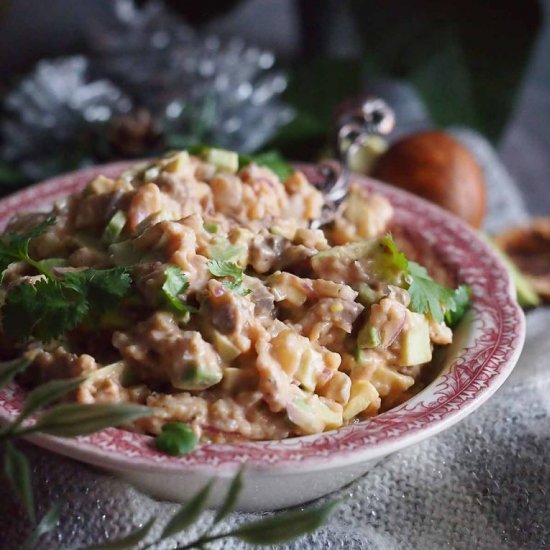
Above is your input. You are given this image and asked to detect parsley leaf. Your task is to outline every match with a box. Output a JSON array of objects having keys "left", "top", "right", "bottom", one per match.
[
  {"left": 161, "top": 265, "right": 196, "bottom": 314},
  {"left": 155, "top": 422, "right": 198, "bottom": 455},
  {"left": 207, "top": 259, "right": 250, "bottom": 296},
  {"left": 0, "top": 216, "right": 56, "bottom": 276}
]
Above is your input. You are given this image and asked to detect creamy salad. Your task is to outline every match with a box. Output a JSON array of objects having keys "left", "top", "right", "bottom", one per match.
[{"left": 0, "top": 149, "right": 468, "bottom": 442}]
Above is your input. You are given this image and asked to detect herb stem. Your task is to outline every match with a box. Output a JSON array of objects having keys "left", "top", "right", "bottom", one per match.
[
  {"left": 27, "top": 258, "right": 55, "bottom": 280},
  {"left": 176, "top": 531, "right": 231, "bottom": 549}
]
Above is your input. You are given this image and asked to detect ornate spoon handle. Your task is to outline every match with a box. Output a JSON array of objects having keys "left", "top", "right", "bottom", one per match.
[{"left": 311, "top": 98, "right": 395, "bottom": 228}]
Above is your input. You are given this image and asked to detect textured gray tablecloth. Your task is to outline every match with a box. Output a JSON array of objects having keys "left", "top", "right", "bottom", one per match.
[{"left": 1, "top": 127, "right": 549, "bottom": 550}]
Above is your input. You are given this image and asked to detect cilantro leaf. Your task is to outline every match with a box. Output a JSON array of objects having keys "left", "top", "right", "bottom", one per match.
[
  {"left": 380, "top": 234, "right": 408, "bottom": 272},
  {"left": 161, "top": 265, "right": 196, "bottom": 314},
  {"left": 207, "top": 259, "right": 243, "bottom": 279},
  {"left": 238, "top": 150, "right": 293, "bottom": 181},
  {"left": 209, "top": 240, "right": 245, "bottom": 262},
  {"left": 207, "top": 259, "right": 250, "bottom": 296},
  {"left": 444, "top": 284, "right": 471, "bottom": 327},
  {"left": 3, "top": 278, "right": 88, "bottom": 342},
  {"left": 0, "top": 216, "right": 56, "bottom": 275},
  {"left": 378, "top": 236, "right": 471, "bottom": 326},
  {"left": 408, "top": 261, "right": 456, "bottom": 323},
  {"left": 2, "top": 267, "right": 133, "bottom": 342},
  {"left": 155, "top": 422, "right": 198, "bottom": 455}
]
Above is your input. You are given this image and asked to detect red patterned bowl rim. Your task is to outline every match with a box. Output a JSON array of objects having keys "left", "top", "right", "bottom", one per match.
[{"left": 0, "top": 161, "right": 525, "bottom": 476}]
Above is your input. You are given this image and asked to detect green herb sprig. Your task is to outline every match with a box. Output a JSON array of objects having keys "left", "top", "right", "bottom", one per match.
[
  {"left": 77, "top": 469, "right": 337, "bottom": 550},
  {"left": 1, "top": 357, "right": 336, "bottom": 549},
  {"left": 207, "top": 259, "right": 250, "bottom": 296},
  {"left": 162, "top": 265, "right": 197, "bottom": 315},
  {"left": 0, "top": 218, "right": 133, "bottom": 342},
  {"left": 0, "top": 356, "right": 152, "bottom": 527},
  {"left": 382, "top": 235, "right": 470, "bottom": 324}
]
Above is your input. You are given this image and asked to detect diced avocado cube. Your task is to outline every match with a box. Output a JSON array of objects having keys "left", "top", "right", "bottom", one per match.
[
  {"left": 221, "top": 367, "right": 258, "bottom": 392},
  {"left": 102, "top": 210, "right": 127, "bottom": 243},
  {"left": 210, "top": 331, "right": 242, "bottom": 362},
  {"left": 288, "top": 395, "right": 343, "bottom": 433},
  {"left": 204, "top": 222, "right": 220, "bottom": 234},
  {"left": 295, "top": 348, "right": 324, "bottom": 392},
  {"left": 98, "top": 309, "right": 131, "bottom": 330},
  {"left": 206, "top": 148, "right": 239, "bottom": 174},
  {"left": 312, "top": 240, "right": 376, "bottom": 268},
  {"left": 343, "top": 379, "right": 379, "bottom": 421},
  {"left": 87, "top": 175, "right": 115, "bottom": 195},
  {"left": 399, "top": 311, "right": 432, "bottom": 367},
  {"left": 483, "top": 235, "right": 541, "bottom": 308},
  {"left": 170, "top": 363, "right": 222, "bottom": 391},
  {"left": 357, "top": 323, "right": 381, "bottom": 349},
  {"left": 314, "top": 398, "right": 344, "bottom": 430},
  {"left": 356, "top": 283, "right": 378, "bottom": 306},
  {"left": 109, "top": 240, "right": 144, "bottom": 267},
  {"left": 163, "top": 151, "right": 190, "bottom": 173}
]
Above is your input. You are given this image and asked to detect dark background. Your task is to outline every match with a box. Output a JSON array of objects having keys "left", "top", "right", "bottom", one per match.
[{"left": 0, "top": 0, "right": 549, "bottom": 213}]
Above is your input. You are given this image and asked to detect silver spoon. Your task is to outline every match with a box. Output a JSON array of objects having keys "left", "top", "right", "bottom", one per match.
[{"left": 311, "top": 97, "right": 395, "bottom": 229}]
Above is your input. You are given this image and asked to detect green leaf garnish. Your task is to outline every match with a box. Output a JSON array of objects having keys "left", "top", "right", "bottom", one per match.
[
  {"left": 209, "top": 240, "right": 245, "bottom": 262},
  {"left": 444, "top": 284, "right": 471, "bottom": 327},
  {"left": 207, "top": 259, "right": 250, "bottom": 296},
  {"left": 238, "top": 150, "right": 293, "bottom": 181},
  {"left": 408, "top": 261, "right": 457, "bottom": 324},
  {"left": 0, "top": 216, "right": 56, "bottom": 277},
  {"left": 380, "top": 234, "right": 408, "bottom": 272},
  {"left": 233, "top": 500, "right": 339, "bottom": 545},
  {"left": 3, "top": 441, "right": 34, "bottom": 522},
  {"left": 161, "top": 265, "right": 196, "bottom": 314},
  {"left": 379, "top": 235, "right": 470, "bottom": 325},
  {"left": 155, "top": 422, "right": 198, "bottom": 456},
  {"left": 3, "top": 278, "right": 89, "bottom": 342},
  {"left": 161, "top": 481, "right": 212, "bottom": 538},
  {"left": 2, "top": 267, "right": 132, "bottom": 342}
]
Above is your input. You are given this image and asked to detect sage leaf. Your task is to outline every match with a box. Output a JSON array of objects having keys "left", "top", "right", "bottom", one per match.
[
  {"left": 20, "top": 503, "right": 61, "bottom": 550},
  {"left": 214, "top": 469, "right": 244, "bottom": 524},
  {"left": 30, "top": 403, "right": 153, "bottom": 437},
  {"left": 161, "top": 481, "right": 213, "bottom": 539},
  {"left": 0, "top": 356, "right": 31, "bottom": 390},
  {"left": 86, "top": 517, "right": 155, "bottom": 549},
  {"left": 3, "top": 441, "right": 34, "bottom": 522},
  {"left": 233, "top": 500, "right": 338, "bottom": 545},
  {"left": 17, "top": 376, "right": 85, "bottom": 423}
]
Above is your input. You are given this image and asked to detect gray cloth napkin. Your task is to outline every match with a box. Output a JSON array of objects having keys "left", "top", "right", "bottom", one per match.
[{"left": 2, "top": 130, "right": 548, "bottom": 550}]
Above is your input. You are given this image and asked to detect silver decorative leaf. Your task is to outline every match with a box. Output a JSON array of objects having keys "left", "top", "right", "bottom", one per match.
[
  {"left": 87, "top": 0, "right": 294, "bottom": 152},
  {"left": 1, "top": 56, "right": 133, "bottom": 180}
]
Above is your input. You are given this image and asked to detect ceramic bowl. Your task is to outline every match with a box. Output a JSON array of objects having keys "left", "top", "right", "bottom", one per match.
[{"left": 0, "top": 162, "right": 525, "bottom": 511}]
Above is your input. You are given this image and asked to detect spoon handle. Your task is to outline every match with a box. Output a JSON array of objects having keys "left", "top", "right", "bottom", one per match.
[{"left": 311, "top": 98, "right": 395, "bottom": 228}]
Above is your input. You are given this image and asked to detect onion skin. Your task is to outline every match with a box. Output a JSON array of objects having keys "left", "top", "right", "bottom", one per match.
[{"left": 371, "top": 131, "right": 487, "bottom": 228}]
